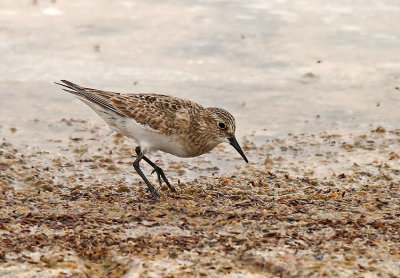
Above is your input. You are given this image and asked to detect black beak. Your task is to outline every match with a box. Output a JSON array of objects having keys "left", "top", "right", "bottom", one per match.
[{"left": 229, "top": 136, "right": 248, "bottom": 163}]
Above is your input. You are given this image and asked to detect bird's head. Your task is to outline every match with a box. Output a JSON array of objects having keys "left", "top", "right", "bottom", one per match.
[{"left": 207, "top": 107, "right": 248, "bottom": 163}]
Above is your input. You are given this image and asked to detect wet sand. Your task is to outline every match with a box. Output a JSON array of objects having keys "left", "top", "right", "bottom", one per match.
[{"left": 1, "top": 0, "right": 400, "bottom": 144}]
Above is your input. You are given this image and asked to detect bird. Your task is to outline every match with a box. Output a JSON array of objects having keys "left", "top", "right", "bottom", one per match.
[{"left": 55, "top": 80, "right": 248, "bottom": 199}]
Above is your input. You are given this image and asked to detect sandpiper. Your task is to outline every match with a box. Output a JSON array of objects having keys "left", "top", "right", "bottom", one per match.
[{"left": 55, "top": 80, "right": 248, "bottom": 199}]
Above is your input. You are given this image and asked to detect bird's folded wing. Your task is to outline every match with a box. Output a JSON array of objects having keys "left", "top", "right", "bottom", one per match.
[
  {"left": 56, "top": 80, "right": 202, "bottom": 134},
  {"left": 111, "top": 94, "right": 193, "bottom": 133}
]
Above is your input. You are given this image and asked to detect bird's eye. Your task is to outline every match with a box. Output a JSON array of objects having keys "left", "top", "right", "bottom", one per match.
[{"left": 218, "top": 122, "right": 226, "bottom": 129}]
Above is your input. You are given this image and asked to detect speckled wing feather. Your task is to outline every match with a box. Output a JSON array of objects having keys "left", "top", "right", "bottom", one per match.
[
  {"left": 56, "top": 80, "right": 205, "bottom": 134},
  {"left": 111, "top": 94, "right": 204, "bottom": 134}
]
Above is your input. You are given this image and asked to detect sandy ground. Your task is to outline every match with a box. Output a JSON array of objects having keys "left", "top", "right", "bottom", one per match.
[{"left": 1, "top": 121, "right": 399, "bottom": 277}]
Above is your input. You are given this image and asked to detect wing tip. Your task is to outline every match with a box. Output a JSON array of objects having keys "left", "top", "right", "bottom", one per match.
[
  {"left": 60, "top": 79, "right": 74, "bottom": 86},
  {"left": 55, "top": 79, "right": 86, "bottom": 92},
  {"left": 55, "top": 80, "right": 76, "bottom": 91}
]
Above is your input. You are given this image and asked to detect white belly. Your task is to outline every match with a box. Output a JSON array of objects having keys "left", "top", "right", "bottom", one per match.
[
  {"left": 122, "top": 118, "right": 188, "bottom": 157},
  {"left": 83, "top": 100, "right": 188, "bottom": 157}
]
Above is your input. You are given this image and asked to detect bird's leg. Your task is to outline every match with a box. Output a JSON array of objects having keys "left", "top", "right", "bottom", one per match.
[
  {"left": 135, "top": 147, "right": 176, "bottom": 193},
  {"left": 132, "top": 147, "right": 160, "bottom": 199}
]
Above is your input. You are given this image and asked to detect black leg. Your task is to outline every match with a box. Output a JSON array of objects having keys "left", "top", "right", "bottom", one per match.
[
  {"left": 143, "top": 156, "right": 177, "bottom": 193},
  {"left": 132, "top": 148, "right": 160, "bottom": 199},
  {"left": 135, "top": 147, "right": 176, "bottom": 193}
]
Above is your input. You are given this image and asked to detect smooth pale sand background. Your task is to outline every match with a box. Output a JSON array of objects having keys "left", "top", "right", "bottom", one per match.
[{"left": 0, "top": 0, "right": 399, "bottom": 145}]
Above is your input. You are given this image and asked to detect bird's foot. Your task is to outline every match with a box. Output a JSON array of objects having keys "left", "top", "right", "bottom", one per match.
[
  {"left": 148, "top": 186, "right": 161, "bottom": 199},
  {"left": 151, "top": 167, "right": 176, "bottom": 193}
]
